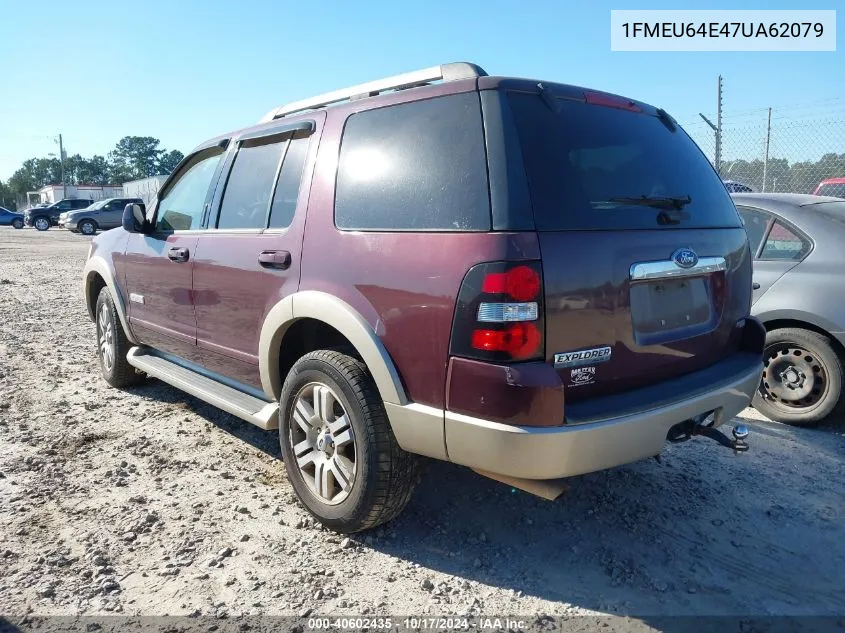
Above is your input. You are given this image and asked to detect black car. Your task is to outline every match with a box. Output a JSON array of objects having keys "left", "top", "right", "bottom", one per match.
[
  {"left": 0, "top": 207, "right": 24, "bottom": 229},
  {"left": 25, "top": 198, "right": 94, "bottom": 231}
]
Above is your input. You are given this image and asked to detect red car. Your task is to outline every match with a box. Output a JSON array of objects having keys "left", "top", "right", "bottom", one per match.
[
  {"left": 813, "top": 178, "right": 845, "bottom": 198},
  {"left": 82, "top": 62, "right": 764, "bottom": 532}
]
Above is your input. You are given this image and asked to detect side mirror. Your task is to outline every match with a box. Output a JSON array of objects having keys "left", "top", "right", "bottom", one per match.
[{"left": 122, "top": 203, "right": 147, "bottom": 233}]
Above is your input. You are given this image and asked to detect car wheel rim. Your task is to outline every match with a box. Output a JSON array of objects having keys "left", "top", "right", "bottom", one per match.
[
  {"left": 35, "top": 218, "right": 48, "bottom": 230},
  {"left": 97, "top": 303, "right": 115, "bottom": 372},
  {"left": 81, "top": 223, "right": 94, "bottom": 235},
  {"left": 289, "top": 382, "right": 356, "bottom": 505},
  {"left": 760, "top": 343, "right": 828, "bottom": 411}
]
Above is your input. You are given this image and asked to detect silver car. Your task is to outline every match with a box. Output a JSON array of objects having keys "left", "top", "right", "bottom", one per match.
[
  {"left": 64, "top": 198, "right": 143, "bottom": 235},
  {"left": 733, "top": 192, "right": 845, "bottom": 426}
]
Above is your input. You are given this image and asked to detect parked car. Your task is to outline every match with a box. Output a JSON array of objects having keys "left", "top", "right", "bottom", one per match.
[
  {"left": 25, "top": 198, "right": 93, "bottom": 231},
  {"left": 0, "top": 207, "right": 24, "bottom": 229},
  {"left": 724, "top": 179, "right": 754, "bottom": 193},
  {"left": 733, "top": 192, "right": 845, "bottom": 425},
  {"left": 61, "top": 197, "right": 144, "bottom": 235},
  {"left": 82, "top": 62, "right": 763, "bottom": 532},
  {"left": 812, "top": 177, "right": 845, "bottom": 199}
]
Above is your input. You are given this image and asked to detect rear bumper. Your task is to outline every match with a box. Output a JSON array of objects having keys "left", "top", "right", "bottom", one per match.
[{"left": 443, "top": 352, "right": 761, "bottom": 480}]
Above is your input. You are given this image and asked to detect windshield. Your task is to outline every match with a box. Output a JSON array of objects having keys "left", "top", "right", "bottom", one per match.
[
  {"left": 508, "top": 92, "right": 743, "bottom": 231},
  {"left": 83, "top": 200, "right": 109, "bottom": 210}
]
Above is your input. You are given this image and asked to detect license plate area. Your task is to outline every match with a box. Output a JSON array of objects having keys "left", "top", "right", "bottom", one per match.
[{"left": 630, "top": 277, "right": 716, "bottom": 345}]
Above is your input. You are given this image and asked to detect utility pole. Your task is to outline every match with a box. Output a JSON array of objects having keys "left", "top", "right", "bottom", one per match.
[
  {"left": 698, "top": 75, "right": 724, "bottom": 175},
  {"left": 715, "top": 75, "right": 723, "bottom": 175},
  {"left": 762, "top": 107, "right": 772, "bottom": 192},
  {"left": 58, "top": 134, "right": 67, "bottom": 199}
]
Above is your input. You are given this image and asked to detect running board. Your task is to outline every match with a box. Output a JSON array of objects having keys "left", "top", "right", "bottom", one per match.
[{"left": 126, "top": 347, "right": 279, "bottom": 430}]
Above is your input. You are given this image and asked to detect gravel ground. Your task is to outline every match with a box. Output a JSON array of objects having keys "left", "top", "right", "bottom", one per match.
[{"left": 1, "top": 226, "right": 844, "bottom": 629}]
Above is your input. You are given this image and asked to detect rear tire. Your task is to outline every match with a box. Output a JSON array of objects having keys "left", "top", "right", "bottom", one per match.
[
  {"left": 79, "top": 220, "right": 97, "bottom": 235},
  {"left": 11, "top": 218, "right": 23, "bottom": 229},
  {"left": 95, "top": 287, "right": 144, "bottom": 388},
  {"left": 33, "top": 216, "right": 50, "bottom": 231},
  {"left": 753, "top": 327, "right": 843, "bottom": 426},
  {"left": 279, "top": 350, "right": 419, "bottom": 533}
]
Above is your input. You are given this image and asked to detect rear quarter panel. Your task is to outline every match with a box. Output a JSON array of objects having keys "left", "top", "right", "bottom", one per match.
[{"left": 299, "top": 90, "right": 540, "bottom": 409}]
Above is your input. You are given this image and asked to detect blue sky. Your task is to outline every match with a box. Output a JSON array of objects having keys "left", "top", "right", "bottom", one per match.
[{"left": 0, "top": 0, "right": 841, "bottom": 181}]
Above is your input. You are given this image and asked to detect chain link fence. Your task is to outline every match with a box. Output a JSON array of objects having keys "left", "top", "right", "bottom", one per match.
[{"left": 683, "top": 107, "right": 845, "bottom": 195}]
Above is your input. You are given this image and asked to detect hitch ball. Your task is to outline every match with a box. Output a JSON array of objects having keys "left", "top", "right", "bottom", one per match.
[{"left": 732, "top": 425, "right": 749, "bottom": 441}]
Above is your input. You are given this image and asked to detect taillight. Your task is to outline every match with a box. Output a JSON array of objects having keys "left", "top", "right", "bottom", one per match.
[{"left": 449, "top": 261, "right": 545, "bottom": 363}]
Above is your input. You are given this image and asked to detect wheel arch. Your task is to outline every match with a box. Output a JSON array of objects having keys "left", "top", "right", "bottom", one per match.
[
  {"left": 259, "top": 291, "right": 408, "bottom": 407},
  {"left": 78, "top": 217, "right": 99, "bottom": 231},
  {"left": 82, "top": 257, "right": 138, "bottom": 345},
  {"left": 761, "top": 315, "right": 845, "bottom": 359}
]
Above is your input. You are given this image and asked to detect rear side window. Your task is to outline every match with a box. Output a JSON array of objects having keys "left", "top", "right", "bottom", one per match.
[
  {"left": 268, "top": 135, "right": 309, "bottom": 229},
  {"left": 335, "top": 92, "right": 490, "bottom": 231},
  {"left": 217, "top": 138, "right": 286, "bottom": 230},
  {"left": 760, "top": 221, "right": 810, "bottom": 261},
  {"left": 508, "top": 93, "right": 742, "bottom": 231}
]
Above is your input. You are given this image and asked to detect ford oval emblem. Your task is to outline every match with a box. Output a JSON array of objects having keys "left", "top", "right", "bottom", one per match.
[{"left": 672, "top": 248, "right": 698, "bottom": 269}]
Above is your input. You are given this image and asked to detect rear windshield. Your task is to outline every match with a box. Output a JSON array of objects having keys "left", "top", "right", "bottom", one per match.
[
  {"left": 508, "top": 92, "right": 742, "bottom": 231},
  {"left": 816, "top": 183, "right": 845, "bottom": 198}
]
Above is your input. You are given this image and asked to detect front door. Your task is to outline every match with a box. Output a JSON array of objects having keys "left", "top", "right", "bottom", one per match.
[
  {"left": 192, "top": 122, "right": 319, "bottom": 390},
  {"left": 124, "top": 148, "right": 225, "bottom": 362}
]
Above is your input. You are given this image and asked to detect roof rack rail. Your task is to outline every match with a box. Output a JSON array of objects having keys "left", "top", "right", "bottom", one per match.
[{"left": 259, "top": 62, "right": 487, "bottom": 123}]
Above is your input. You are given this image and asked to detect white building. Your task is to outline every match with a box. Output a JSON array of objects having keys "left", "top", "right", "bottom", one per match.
[
  {"left": 27, "top": 184, "right": 124, "bottom": 206},
  {"left": 122, "top": 175, "right": 168, "bottom": 206}
]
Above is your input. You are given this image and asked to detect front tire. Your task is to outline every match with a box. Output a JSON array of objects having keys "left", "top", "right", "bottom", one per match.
[
  {"left": 11, "top": 218, "right": 23, "bottom": 229},
  {"left": 279, "top": 350, "right": 419, "bottom": 533},
  {"left": 33, "top": 216, "right": 50, "bottom": 231},
  {"left": 753, "top": 327, "right": 843, "bottom": 426},
  {"left": 79, "top": 220, "right": 97, "bottom": 235},
  {"left": 95, "top": 287, "right": 144, "bottom": 388}
]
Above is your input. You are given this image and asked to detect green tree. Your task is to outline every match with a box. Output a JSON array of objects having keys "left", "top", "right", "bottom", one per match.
[
  {"left": 108, "top": 136, "right": 164, "bottom": 182},
  {"left": 157, "top": 149, "right": 184, "bottom": 175},
  {"left": 0, "top": 179, "right": 16, "bottom": 209}
]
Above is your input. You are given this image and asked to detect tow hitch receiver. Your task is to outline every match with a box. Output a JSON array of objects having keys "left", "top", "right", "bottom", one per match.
[{"left": 667, "top": 419, "right": 750, "bottom": 453}]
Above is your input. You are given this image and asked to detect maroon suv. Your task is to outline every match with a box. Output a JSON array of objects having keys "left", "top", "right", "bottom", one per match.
[{"left": 83, "top": 62, "right": 764, "bottom": 532}]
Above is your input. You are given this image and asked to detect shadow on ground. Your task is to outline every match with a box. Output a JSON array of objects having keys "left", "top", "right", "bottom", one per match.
[{"left": 125, "top": 378, "right": 845, "bottom": 623}]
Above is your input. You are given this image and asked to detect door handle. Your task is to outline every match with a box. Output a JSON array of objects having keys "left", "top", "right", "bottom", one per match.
[
  {"left": 168, "top": 247, "right": 190, "bottom": 263},
  {"left": 752, "top": 282, "right": 761, "bottom": 290},
  {"left": 258, "top": 250, "right": 292, "bottom": 270}
]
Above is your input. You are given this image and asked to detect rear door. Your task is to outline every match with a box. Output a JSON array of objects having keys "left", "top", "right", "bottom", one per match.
[
  {"left": 747, "top": 210, "right": 811, "bottom": 303},
  {"left": 191, "top": 119, "right": 319, "bottom": 389},
  {"left": 507, "top": 89, "right": 752, "bottom": 400}
]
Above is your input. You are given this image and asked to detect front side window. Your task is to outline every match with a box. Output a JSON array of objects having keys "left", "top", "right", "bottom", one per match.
[
  {"left": 216, "top": 138, "right": 286, "bottom": 230},
  {"left": 760, "top": 221, "right": 810, "bottom": 261},
  {"left": 335, "top": 92, "right": 490, "bottom": 231},
  {"left": 155, "top": 149, "right": 223, "bottom": 231}
]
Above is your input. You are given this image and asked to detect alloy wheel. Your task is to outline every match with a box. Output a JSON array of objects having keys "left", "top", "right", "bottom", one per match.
[
  {"left": 81, "top": 221, "right": 96, "bottom": 235},
  {"left": 97, "top": 303, "right": 115, "bottom": 372},
  {"left": 34, "top": 217, "right": 49, "bottom": 231},
  {"left": 289, "top": 382, "right": 357, "bottom": 505}
]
